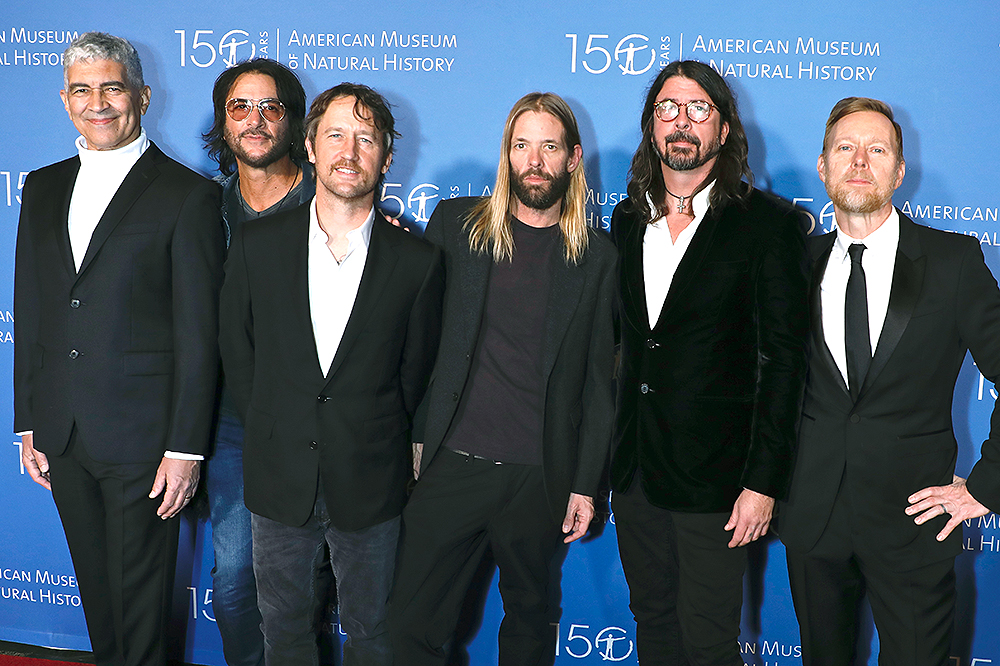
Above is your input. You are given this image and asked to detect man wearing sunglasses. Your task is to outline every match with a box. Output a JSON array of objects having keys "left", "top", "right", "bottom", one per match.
[
  {"left": 610, "top": 60, "right": 810, "bottom": 665},
  {"left": 202, "top": 58, "right": 316, "bottom": 666}
]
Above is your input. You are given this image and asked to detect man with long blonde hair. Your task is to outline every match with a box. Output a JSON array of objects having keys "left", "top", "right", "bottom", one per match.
[{"left": 389, "top": 92, "right": 616, "bottom": 665}]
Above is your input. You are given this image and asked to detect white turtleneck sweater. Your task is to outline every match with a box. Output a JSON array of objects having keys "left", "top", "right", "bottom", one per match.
[{"left": 68, "top": 129, "right": 150, "bottom": 271}]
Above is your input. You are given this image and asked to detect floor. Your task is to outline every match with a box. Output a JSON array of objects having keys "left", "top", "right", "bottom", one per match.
[{"left": 0, "top": 641, "right": 199, "bottom": 665}]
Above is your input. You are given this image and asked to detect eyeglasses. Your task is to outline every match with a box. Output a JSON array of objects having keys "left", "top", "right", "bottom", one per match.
[
  {"left": 225, "top": 97, "right": 286, "bottom": 123},
  {"left": 653, "top": 99, "right": 717, "bottom": 123}
]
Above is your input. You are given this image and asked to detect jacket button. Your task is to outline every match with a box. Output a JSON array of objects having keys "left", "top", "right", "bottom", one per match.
[
  {"left": 850, "top": 414, "right": 860, "bottom": 424},
  {"left": 68, "top": 350, "right": 79, "bottom": 359},
  {"left": 70, "top": 299, "right": 81, "bottom": 308},
  {"left": 640, "top": 383, "right": 649, "bottom": 394},
  {"left": 646, "top": 338, "right": 657, "bottom": 349},
  {"left": 452, "top": 392, "right": 459, "bottom": 402},
  {"left": 317, "top": 395, "right": 330, "bottom": 403},
  {"left": 309, "top": 441, "right": 318, "bottom": 450}
]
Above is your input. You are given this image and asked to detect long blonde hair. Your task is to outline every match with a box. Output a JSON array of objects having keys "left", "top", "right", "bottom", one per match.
[{"left": 465, "top": 92, "right": 589, "bottom": 264}]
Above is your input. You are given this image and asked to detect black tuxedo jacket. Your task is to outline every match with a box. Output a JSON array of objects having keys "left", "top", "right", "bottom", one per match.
[
  {"left": 610, "top": 189, "right": 810, "bottom": 512},
  {"left": 14, "top": 143, "right": 224, "bottom": 462},
  {"left": 416, "top": 197, "right": 616, "bottom": 522},
  {"left": 219, "top": 205, "right": 444, "bottom": 531},
  {"left": 780, "top": 212, "right": 1000, "bottom": 570}
]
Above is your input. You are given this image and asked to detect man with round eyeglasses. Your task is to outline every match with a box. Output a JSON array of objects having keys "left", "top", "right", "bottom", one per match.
[
  {"left": 610, "top": 60, "right": 810, "bottom": 665},
  {"left": 202, "top": 58, "right": 316, "bottom": 666}
]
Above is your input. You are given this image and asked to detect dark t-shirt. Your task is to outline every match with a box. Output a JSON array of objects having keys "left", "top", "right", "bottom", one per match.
[{"left": 444, "top": 218, "right": 560, "bottom": 464}]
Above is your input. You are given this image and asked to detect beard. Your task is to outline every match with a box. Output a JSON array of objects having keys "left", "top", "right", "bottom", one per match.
[
  {"left": 825, "top": 169, "right": 895, "bottom": 215},
  {"left": 656, "top": 130, "right": 723, "bottom": 172},
  {"left": 224, "top": 124, "right": 291, "bottom": 170},
  {"left": 510, "top": 166, "right": 573, "bottom": 212},
  {"left": 317, "top": 160, "right": 378, "bottom": 202}
]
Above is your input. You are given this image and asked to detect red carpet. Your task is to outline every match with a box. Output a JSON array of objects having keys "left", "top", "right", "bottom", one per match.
[{"left": 0, "top": 657, "right": 83, "bottom": 666}]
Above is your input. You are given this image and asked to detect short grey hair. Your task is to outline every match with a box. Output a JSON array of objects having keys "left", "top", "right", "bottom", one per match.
[{"left": 63, "top": 32, "right": 144, "bottom": 90}]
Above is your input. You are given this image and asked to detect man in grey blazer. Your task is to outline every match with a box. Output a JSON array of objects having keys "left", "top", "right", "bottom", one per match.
[{"left": 389, "top": 92, "right": 617, "bottom": 666}]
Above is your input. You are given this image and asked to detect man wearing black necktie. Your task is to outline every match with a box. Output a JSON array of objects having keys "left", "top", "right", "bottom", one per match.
[{"left": 779, "top": 97, "right": 1000, "bottom": 665}]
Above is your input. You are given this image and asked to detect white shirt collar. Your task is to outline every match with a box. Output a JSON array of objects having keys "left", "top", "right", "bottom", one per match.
[
  {"left": 646, "top": 180, "right": 715, "bottom": 227},
  {"left": 76, "top": 128, "right": 149, "bottom": 165},
  {"left": 308, "top": 198, "right": 375, "bottom": 254},
  {"left": 832, "top": 207, "right": 899, "bottom": 263}
]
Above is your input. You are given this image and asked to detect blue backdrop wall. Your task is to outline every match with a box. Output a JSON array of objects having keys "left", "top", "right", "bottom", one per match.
[{"left": 2, "top": 2, "right": 999, "bottom": 664}]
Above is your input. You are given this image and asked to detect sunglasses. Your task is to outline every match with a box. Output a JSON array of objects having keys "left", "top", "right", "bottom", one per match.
[{"left": 225, "top": 97, "right": 286, "bottom": 123}]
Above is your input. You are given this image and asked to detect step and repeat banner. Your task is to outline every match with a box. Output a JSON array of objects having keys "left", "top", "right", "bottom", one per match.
[{"left": 2, "top": 1, "right": 999, "bottom": 664}]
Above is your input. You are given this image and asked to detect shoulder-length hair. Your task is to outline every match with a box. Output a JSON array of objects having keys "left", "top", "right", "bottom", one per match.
[
  {"left": 627, "top": 60, "right": 753, "bottom": 223},
  {"left": 465, "top": 92, "right": 589, "bottom": 264}
]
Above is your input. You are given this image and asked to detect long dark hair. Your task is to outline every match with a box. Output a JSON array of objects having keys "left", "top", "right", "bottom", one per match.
[
  {"left": 203, "top": 59, "right": 308, "bottom": 176},
  {"left": 627, "top": 60, "right": 753, "bottom": 222}
]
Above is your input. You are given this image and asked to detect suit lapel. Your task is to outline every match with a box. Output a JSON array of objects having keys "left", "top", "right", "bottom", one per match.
[
  {"left": 543, "top": 253, "right": 586, "bottom": 381},
  {"left": 809, "top": 234, "right": 849, "bottom": 396},
  {"left": 620, "top": 212, "right": 650, "bottom": 334},
  {"left": 75, "top": 144, "right": 162, "bottom": 280},
  {"left": 323, "top": 215, "right": 398, "bottom": 384},
  {"left": 654, "top": 207, "right": 723, "bottom": 331},
  {"left": 858, "top": 215, "right": 924, "bottom": 400},
  {"left": 284, "top": 211, "right": 326, "bottom": 383},
  {"left": 458, "top": 239, "right": 491, "bottom": 352},
  {"left": 49, "top": 158, "right": 80, "bottom": 277}
]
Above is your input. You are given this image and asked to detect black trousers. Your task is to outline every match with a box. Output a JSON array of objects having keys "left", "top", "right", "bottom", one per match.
[
  {"left": 785, "top": 486, "right": 955, "bottom": 666},
  {"left": 612, "top": 484, "right": 747, "bottom": 666},
  {"left": 389, "top": 449, "right": 563, "bottom": 666},
  {"left": 47, "top": 430, "right": 179, "bottom": 666}
]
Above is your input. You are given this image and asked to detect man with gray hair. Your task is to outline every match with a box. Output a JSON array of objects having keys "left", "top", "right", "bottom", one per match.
[{"left": 15, "top": 32, "right": 223, "bottom": 666}]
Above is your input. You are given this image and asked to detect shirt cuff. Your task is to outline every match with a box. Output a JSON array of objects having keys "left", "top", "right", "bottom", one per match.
[
  {"left": 15, "top": 431, "right": 33, "bottom": 437},
  {"left": 164, "top": 450, "right": 205, "bottom": 461}
]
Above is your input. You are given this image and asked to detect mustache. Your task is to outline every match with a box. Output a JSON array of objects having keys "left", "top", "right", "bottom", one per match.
[
  {"left": 329, "top": 160, "right": 363, "bottom": 172},
  {"left": 518, "top": 168, "right": 552, "bottom": 183},
  {"left": 845, "top": 170, "right": 873, "bottom": 183},
  {"left": 239, "top": 129, "right": 273, "bottom": 140},
  {"left": 664, "top": 131, "right": 701, "bottom": 147}
]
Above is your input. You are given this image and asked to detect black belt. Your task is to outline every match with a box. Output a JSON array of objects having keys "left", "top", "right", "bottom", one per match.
[{"left": 447, "top": 448, "right": 503, "bottom": 465}]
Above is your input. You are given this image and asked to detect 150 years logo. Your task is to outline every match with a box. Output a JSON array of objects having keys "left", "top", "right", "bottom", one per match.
[
  {"left": 175, "top": 29, "right": 272, "bottom": 67},
  {"left": 565, "top": 33, "right": 668, "bottom": 76}
]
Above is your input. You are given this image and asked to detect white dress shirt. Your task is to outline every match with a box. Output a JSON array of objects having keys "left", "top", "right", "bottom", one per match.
[
  {"left": 643, "top": 182, "right": 715, "bottom": 328},
  {"left": 308, "top": 199, "right": 374, "bottom": 376},
  {"left": 68, "top": 129, "right": 149, "bottom": 271},
  {"left": 820, "top": 208, "right": 900, "bottom": 384}
]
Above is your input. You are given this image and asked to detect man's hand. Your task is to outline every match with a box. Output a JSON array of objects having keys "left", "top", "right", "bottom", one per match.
[
  {"left": 388, "top": 217, "right": 411, "bottom": 233},
  {"left": 906, "top": 475, "right": 989, "bottom": 541},
  {"left": 724, "top": 488, "right": 775, "bottom": 548},
  {"left": 149, "top": 457, "right": 200, "bottom": 519},
  {"left": 20, "top": 433, "right": 51, "bottom": 491},
  {"left": 562, "top": 493, "right": 595, "bottom": 544}
]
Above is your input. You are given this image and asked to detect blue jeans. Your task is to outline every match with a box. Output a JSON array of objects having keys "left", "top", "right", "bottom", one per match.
[
  {"left": 205, "top": 412, "right": 265, "bottom": 666},
  {"left": 252, "top": 489, "right": 399, "bottom": 666}
]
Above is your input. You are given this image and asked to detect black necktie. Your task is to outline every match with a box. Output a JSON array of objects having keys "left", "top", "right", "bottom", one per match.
[{"left": 845, "top": 243, "right": 870, "bottom": 400}]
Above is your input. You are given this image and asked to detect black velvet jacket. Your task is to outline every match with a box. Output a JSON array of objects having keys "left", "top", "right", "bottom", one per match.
[{"left": 610, "top": 188, "right": 809, "bottom": 512}]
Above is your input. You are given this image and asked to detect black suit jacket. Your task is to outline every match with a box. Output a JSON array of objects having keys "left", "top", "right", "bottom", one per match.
[
  {"left": 610, "top": 189, "right": 810, "bottom": 512},
  {"left": 780, "top": 212, "right": 1000, "bottom": 570},
  {"left": 219, "top": 205, "right": 444, "bottom": 531},
  {"left": 416, "top": 197, "right": 616, "bottom": 522},
  {"left": 14, "top": 143, "right": 224, "bottom": 462}
]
